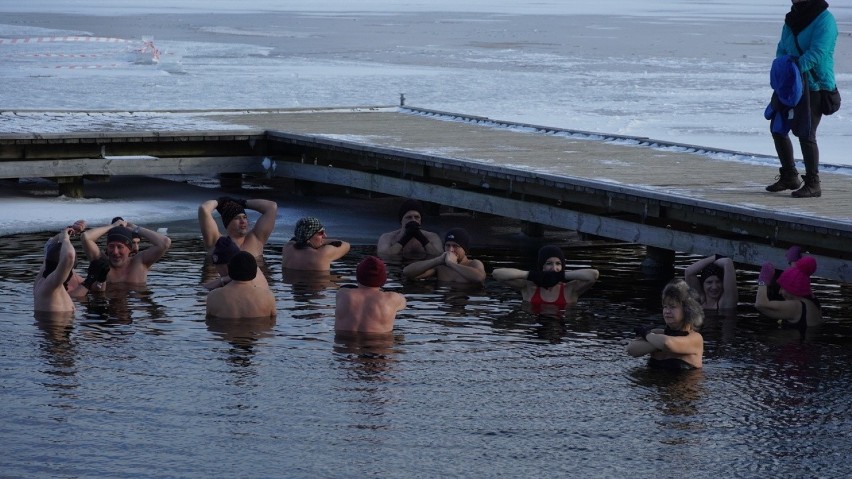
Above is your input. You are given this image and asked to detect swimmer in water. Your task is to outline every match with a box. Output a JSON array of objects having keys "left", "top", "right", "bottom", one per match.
[
  {"left": 402, "top": 228, "right": 486, "bottom": 283},
  {"left": 377, "top": 199, "right": 443, "bottom": 259},
  {"left": 206, "top": 251, "right": 276, "bottom": 319},
  {"left": 684, "top": 254, "right": 738, "bottom": 311},
  {"left": 625, "top": 278, "right": 704, "bottom": 370},
  {"left": 81, "top": 217, "right": 171, "bottom": 287},
  {"left": 335, "top": 256, "right": 406, "bottom": 334},
  {"left": 492, "top": 244, "right": 599, "bottom": 307},
  {"left": 198, "top": 196, "right": 278, "bottom": 262},
  {"left": 281, "top": 217, "right": 350, "bottom": 271}
]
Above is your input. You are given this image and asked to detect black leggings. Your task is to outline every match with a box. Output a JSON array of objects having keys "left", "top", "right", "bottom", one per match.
[{"left": 772, "top": 90, "right": 823, "bottom": 174}]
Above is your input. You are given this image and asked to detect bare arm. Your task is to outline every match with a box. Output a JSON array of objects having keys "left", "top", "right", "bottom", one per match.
[
  {"left": 421, "top": 231, "right": 444, "bottom": 256},
  {"left": 80, "top": 220, "right": 121, "bottom": 260},
  {"left": 44, "top": 230, "right": 76, "bottom": 290},
  {"left": 645, "top": 331, "right": 702, "bottom": 355},
  {"left": 198, "top": 199, "right": 221, "bottom": 252},
  {"left": 402, "top": 254, "right": 443, "bottom": 279},
  {"left": 128, "top": 223, "right": 171, "bottom": 268},
  {"left": 564, "top": 268, "right": 600, "bottom": 299},
  {"left": 246, "top": 199, "right": 278, "bottom": 245},
  {"left": 754, "top": 284, "right": 798, "bottom": 321},
  {"left": 321, "top": 240, "right": 351, "bottom": 263},
  {"left": 444, "top": 258, "right": 486, "bottom": 283},
  {"left": 684, "top": 255, "right": 715, "bottom": 293},
  {"left": 625, "top": 337, "right": 659, "bottom": 357},
  {"left": 718, "top": 257, "right": 739, "bottom": 309},
  {"left": 377, "top": 230, "right": 404, "bottom": 256},
  {"left": 492, "top": 267, "right": 531, "bottom": 290}
]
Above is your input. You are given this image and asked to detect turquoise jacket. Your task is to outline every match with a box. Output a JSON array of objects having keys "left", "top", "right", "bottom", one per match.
[{"left": 776, "top": 9, "right": 837, "bottom": 91}]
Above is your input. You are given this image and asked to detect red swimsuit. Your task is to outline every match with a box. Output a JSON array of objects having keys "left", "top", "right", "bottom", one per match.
[{"left": 530, "top": 284, "right": 568, "bottom": 307}]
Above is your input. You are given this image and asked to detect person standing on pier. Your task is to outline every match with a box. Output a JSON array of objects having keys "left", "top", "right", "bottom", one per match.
[
  {"left": 492, "top": 244, "right": 599, "bottom": 308},
  {"left": 402, "top": 228, "right": 486, "bottom": 283},
  {"left": 377, "top": 199, "right": 444, "bottom": 259},
  {"left": 764, "top": 0, "right": 837, "bottom": 198},
  {"left": 281, "top": 217, "right": 351, "bottom": 271},
  {"left": 684, "top": 254, "right": 739, "bottom": 311},
  {"left": 198, "top": 196, "right": 278, "bottom": 262}
]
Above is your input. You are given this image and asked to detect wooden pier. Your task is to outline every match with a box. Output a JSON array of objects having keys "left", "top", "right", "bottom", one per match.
[{"left": 1, "top": 106, "right": 850, "bottom": 281}]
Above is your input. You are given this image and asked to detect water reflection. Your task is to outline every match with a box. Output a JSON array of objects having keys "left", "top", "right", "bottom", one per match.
[
  {"left": 33, "top": 311, "right": 77, "bottom": 389},
  {"left": 207, "top": 316, "right": 276, "bottom": 369},
  {"left": 281, "top": 268, "right": 341, "bottom": 312},
  {"left": 333, "top": 331, "right": 402, "bottom": 432}
]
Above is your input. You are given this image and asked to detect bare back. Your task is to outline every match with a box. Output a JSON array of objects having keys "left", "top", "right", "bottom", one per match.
[
  {"left": 335, "top": 285, "right": 406, "bottom": 333},
  {"left": 206, "top": 281, "right": 277, "bottom": 319}
]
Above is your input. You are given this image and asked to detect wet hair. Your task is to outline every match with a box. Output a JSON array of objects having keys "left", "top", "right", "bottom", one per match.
[
  {"left": 662, "top": 278, "right": 704, "bottom": 329},
  {"left": 698, "top": 263, "right": 724, "bottom": 286}
]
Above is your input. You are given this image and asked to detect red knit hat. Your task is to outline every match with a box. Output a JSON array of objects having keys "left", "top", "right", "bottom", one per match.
[
  {"left": 777, "top": 256, "right": 816, "bottom": 297},
  {"left": 356, "top": 256, "right": 387, "bottom": 287}
]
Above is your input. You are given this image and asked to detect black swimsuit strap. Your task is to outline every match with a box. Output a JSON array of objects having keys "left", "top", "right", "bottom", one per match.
[{"left": 664, "top": 327, "right": 689, "bottom": 337}]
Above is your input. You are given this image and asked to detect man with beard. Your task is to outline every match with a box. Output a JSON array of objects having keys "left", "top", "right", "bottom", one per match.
[
  {"left": 377, "top": 199, "right": 443, "bottom": 258},
  {"left": 198, "top": 196, "right": 278, "bottom": 261},
  {"left": 81, "top": 218, "right": 171, "bottom": 288}
]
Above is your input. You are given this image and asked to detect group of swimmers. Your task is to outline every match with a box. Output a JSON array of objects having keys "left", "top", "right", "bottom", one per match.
[{"left": 33, "top": 196, "right": 823, "bottom": 371}]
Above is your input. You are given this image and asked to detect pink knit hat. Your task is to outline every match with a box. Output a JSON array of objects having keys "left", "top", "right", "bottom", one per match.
[{"left": 777, "top": 256, "right": 817, "bottom": 297}]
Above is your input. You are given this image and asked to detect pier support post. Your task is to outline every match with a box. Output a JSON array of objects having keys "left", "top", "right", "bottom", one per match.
[
  {"left": 56, "top": 176, "right": 84, "bottom": 198},
  {"left": 521, "top": 221, "right": 544, "bottom": 238},
  {"left": 219, "top": 173, "right": 243, "bottom": 189},
  {"left": 641, "top": 246, "right": 675, "bottom": 279}
]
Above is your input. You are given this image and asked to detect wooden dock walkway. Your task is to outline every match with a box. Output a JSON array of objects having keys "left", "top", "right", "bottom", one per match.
[{"left": 1, "top": 106, "right": 850, "bottom": 281}]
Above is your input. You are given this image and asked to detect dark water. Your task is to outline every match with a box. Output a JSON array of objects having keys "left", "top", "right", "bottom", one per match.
[{"left": 2, "top": 228, "right": 852, "bottom": 478}]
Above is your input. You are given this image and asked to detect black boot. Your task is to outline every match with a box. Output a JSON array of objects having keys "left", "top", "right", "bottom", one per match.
[
  {"left": 766, "top": 167, "right": 802, "bottom": 192},
  {"left": 791, "top": 174, "right": 821, "bottom": 198}
]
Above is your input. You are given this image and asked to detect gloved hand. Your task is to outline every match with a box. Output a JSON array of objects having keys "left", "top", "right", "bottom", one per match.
[
  {"left": 327, "top": 240, "right": 343, "bottom": 247},
  {"left": 634, "top": 324, "right": 655, "bottom": 339},
  {"left": 714, "top": 254, "right": 727, "bottom": 261},
  {"left": 397, "top": 221, "right": 420, "bottom": 246},
  {"left": 413, "top": 229, "right": 430, "bottom": 247},
  {"left": 526, "top": 270, "right": 563, "bottom": 288},
  {"left": 82, "top": 256, "right": 110, "bottom": 289},
  {"left": 758, "top": 262, "right": 775, "bottom": 285},
  {"left": 785, "top": 246, "right": 803, "bottom": 264}
]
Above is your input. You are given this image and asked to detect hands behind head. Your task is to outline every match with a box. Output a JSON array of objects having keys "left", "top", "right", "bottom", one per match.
[
  {"left": 526, "top": 270, "right": 563, "bottom": 288},
  {"left": 758, "top": 262, "right": 775, "bottom": 285},
  {"left": 64, "top": 219, "right": 87, "bottom": 236},
  {"left": 217, "top": 196, "right": 247, "bottom": 208}
]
